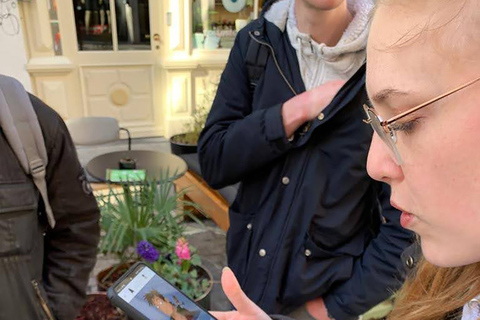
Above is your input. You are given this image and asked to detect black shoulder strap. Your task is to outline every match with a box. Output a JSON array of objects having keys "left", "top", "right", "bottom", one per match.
[{"left": 245, "top": 38, "right": 270, "bottom": 93}]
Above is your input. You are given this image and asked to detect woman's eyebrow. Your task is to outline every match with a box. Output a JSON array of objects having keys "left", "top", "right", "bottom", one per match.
[{"left": 371, "top": 88, "right": 411, "bottom": 105}]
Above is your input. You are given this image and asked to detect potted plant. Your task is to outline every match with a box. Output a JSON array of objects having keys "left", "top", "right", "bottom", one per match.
[
  {"left": 169, "top": 80, "right": 218, "bottom": 156},
  {"left": 95, "top": 177, "right": 202, "bottom": 291},
  {"left": 136, "top": 237, "right": 213, "bottom": 309}
]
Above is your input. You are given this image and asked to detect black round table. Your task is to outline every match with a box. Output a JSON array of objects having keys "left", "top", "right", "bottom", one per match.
[{"left": 86, "top": 150, "right": 188, "bottom": 183}]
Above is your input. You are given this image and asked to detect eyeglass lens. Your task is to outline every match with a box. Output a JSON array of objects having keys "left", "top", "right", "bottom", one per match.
[{"left": 365, "top": 108, "right": 403, "bottom": 165}]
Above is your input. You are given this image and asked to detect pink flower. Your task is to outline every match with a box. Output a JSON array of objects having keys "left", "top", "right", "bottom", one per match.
[{"left": 175, "top": 237, "right": 191, "bottom": 263}]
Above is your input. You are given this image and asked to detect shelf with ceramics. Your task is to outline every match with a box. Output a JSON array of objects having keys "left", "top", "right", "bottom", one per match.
[{"left": 191, "top": 0, "right": 264, "bottom": 50}]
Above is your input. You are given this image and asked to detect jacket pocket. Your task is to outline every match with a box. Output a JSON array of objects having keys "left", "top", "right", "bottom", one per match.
[
  {"left": 226, "top": 209, "right": 255, "bottom": 277},
  {"left": 304, "top": 233, "right": 343, "bottom": 259},
  {"left": 0, "top": 182, "right": 37, "bottom": 214},
  {"left": 279, "top": 233, "right": 354, "bottom": 306},
  {"left": 0, "top": 182, "right": 40, "bottom": 256},
  {"left": 32, "top": 280, "right": 56, "bottom": 320}
]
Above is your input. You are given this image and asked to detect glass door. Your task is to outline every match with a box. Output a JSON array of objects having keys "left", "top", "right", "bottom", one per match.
[
  {"left": 60, "top": 0, "right": 162, "bottom": 136},
  {"left": 73, "top": 0, "right": 152, "bottom": 52}
]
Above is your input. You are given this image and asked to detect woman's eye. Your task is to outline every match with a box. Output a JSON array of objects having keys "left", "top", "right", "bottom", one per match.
[{"left": 390, "top": 117, "right": 422, "bottom": 134}]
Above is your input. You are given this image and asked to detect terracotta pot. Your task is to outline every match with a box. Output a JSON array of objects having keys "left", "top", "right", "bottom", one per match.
[
  {"left": 96, "top": 262, "right": 135, "bottom": 292},
  {"left": 194, "top": 265, "right": 214, "bottom": 310},
  {"left": 75, "top": 293, "right": 126, "bottom": 320}
]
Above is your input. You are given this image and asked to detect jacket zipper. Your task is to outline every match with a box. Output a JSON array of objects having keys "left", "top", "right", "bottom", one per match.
[
  {"left": 248, "top": 31, "right": 298, "bottom": 96},
  {"left": 31, "top": 280, "right": 56, "bottom": 320}
]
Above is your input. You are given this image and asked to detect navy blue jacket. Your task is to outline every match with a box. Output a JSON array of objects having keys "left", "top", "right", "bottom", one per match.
[{"left": 198, "top": 13, "right": 414, "bottom": 320}]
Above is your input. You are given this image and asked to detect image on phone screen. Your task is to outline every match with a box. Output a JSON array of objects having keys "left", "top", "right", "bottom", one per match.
[{"left": 114, "top": 264, "right": 216, "bottom": 320}]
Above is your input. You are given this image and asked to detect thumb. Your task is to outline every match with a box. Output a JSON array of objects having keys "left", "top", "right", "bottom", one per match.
[
  {"left": 326, "top": 79, "right": 347, "bottom": 87},
  {"left": 324, "top": 80, "right": 347, "bottom": 95},
  {"left": 221, "top": 267, "right": 265, "bottom": 316},
  {"left": 210, "top": 311, "right": 238, "bottom": 320}
]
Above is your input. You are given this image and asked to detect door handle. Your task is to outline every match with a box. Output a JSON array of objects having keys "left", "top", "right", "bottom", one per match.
[{"left": 153, "top": 33, "right": 161, "bottom": 49}]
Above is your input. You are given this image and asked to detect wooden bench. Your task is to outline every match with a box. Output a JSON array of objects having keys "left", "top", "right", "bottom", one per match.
[
  {"left": 173, "top": 153, "right": 237, "bottom": 232},
  {"left": 174, "top": 170, "right": 230, "bottom": 231}
]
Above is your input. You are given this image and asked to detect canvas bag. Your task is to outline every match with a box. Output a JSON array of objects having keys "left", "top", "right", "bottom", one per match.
[{"left": 0, "top": 75, "right": 55, "bottom": 228}]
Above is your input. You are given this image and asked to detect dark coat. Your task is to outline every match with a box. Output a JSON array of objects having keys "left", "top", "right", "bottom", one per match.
[
  {"left": 198, "top": 13, "right": 414, "bottom": 320},
  {"left": 0, "top": 95, "right": 100, "bottom": 320}
]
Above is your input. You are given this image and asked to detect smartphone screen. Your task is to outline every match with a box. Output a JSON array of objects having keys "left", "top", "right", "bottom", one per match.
[{"left": 114, "top": 264, "right": 216, "bottom": 320}]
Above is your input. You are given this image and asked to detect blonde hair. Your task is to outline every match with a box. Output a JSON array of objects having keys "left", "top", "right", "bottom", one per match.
[{"left": 388, "top": 258, "right": 480, "bottom": 320}]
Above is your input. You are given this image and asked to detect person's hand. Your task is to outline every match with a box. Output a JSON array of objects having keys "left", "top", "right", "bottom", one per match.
[
  {"left": 306, "top": 297, "right": 330, "bottom": 320},
  {"left": 211, "top": 267, "right": 271, "bottom": 320},
  {"left": 281, "top": 80, "right": 346, "bottom": 137}
]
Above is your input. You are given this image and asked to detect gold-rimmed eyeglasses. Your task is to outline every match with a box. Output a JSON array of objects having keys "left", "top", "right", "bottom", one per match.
[{"left": 363, "top": 75, "right": 480, "bottom": 164}]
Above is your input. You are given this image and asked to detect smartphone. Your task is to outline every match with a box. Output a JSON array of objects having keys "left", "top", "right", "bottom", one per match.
[{"left": 107, "top": 262, "right": 217, "bottom": 320}]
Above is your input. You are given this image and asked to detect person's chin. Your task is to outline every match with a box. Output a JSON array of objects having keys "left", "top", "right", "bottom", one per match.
[
  {"left": 421, "top": 240, "right": 474, "bottom": 268},
  {"left": 422, "top": 252, "right": 454, "bottom": 267}
]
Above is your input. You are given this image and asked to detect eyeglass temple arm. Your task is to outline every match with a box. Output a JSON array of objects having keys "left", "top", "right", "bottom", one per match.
[{"left": 385, "top": 76, "right": 480, "bottom": 125}]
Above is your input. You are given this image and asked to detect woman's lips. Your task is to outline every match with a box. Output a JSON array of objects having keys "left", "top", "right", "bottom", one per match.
[
  {"left": 400, "top": 211, "right": 415, "bottom": 228},
  {"left": 391, "top": 200, "right": 415, "bottom": 228}
]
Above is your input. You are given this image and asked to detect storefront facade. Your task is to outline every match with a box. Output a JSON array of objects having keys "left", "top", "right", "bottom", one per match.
[{"left": 17, "top": 0, "right": 263, "bottom": 137}]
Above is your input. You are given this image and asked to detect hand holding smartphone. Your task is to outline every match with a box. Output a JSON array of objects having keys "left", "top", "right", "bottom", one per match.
[{"left": 107, "top": 262, "right": 217, "bottom": 320}]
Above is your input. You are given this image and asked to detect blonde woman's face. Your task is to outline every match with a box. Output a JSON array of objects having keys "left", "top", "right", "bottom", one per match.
[{"left": 366, "top": 0, "right": 480, "bottom": 267}]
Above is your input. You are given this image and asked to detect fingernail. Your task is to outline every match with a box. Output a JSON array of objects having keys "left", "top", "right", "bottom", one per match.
[{"left": 222, "top": 266, "right": 230, "bottom": 273}]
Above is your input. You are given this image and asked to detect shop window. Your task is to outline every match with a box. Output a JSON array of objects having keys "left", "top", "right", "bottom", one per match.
[
  {"left": 73, "top": 0, "right": 150, "bottom": 51},
  {"left": 116, "top": 0, "right": 150, "bottom": 51},
  {"left": 192, "top": 0, "right": 266, "bottom": 50},
  {"left": 74, "top": 0, "right": 113, "bottom": 51}
]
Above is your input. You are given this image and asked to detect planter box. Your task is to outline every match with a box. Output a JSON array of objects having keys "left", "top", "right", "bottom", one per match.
[{"left": 170, "top": 133, "right": 198, "bottom": 156}]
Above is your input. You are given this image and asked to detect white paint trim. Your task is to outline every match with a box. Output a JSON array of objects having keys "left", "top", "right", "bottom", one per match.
[{"left": 26, "top": 56, "right": 75, "bottom": 74}]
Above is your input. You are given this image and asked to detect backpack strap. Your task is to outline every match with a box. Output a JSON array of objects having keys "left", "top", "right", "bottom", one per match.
[
  {"left": 245, "top": 37, "right": 270, "bottom": 93},
  {"left": 0, "top": 75, "right": 55, "bottom": 228}
]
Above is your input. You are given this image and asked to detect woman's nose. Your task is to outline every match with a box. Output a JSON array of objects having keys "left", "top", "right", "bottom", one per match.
[{"left": 367, "top": 134, "right": 403, "bottom": 184}]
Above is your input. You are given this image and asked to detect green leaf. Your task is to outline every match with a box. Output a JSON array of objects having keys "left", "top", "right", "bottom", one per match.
[{"left": 190, "top": 254, "right": 201, "bottom": 266}]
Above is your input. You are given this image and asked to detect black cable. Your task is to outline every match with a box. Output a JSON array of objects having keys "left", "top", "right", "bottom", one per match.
[{"left": 119, "top": 127, "right": 131, "bottom": 151}]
